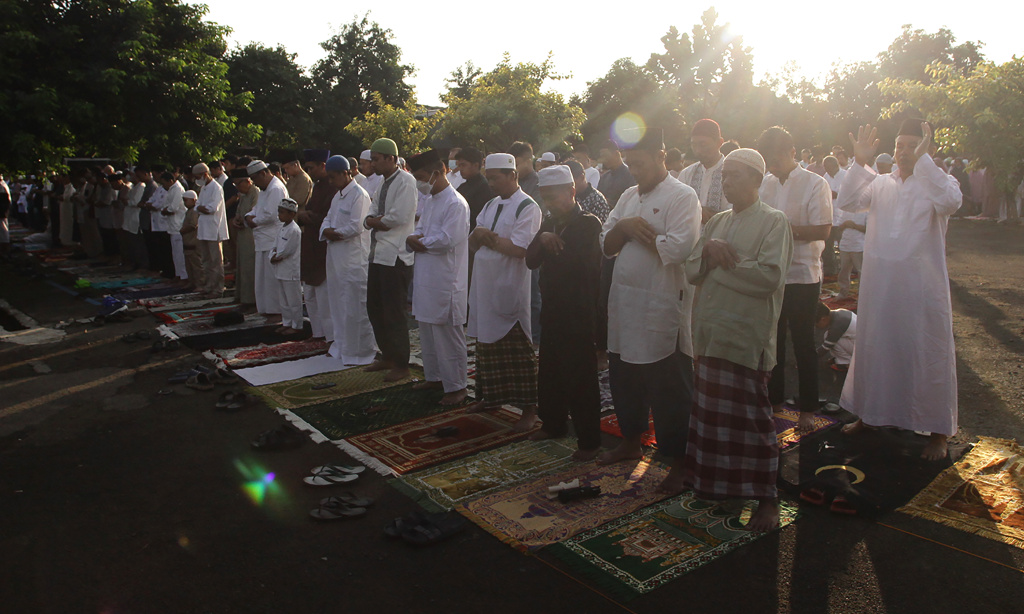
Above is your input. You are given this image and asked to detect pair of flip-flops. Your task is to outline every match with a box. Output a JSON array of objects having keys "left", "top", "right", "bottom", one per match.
[
  {"left": 303, "top": 464, "right": 365, "bottom": 486},
  {"left": 215, "top": 391, "right": 256, "bottom": 412},
  {"left": 251, "top": 423, "right": 306, "bottom": 451},
  {"left": 384, "top": 510, "right": 467, "bottom": 546},
  {"left": 168, "top": 363, "right": 215, "bottom": 384},
  {"left": 309, "top": 492, "right": 374, "bottom": 520},
  {"left": 121, "top": 330, "right": 153, "bottom": 343}
]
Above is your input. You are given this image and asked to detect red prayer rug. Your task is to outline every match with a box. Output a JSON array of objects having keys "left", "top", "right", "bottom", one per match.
[
  {"left": 600, "top": 406, "right": 838, "bottom": 451},
  {"left": 341, "top": 408, "right": 534, "bottom": 476},
  {"left": 213, "top": 338, "right": 330, "bottom": 369}
]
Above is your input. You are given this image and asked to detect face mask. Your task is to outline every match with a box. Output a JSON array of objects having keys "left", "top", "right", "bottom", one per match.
[
  {"left": 416, "top": 171, "right": 438, "bottom": 195},
  {"left": 448, "top": 160, "right": 458, "bottom": 171},
  {"left": 194, "top": 177, "right": 206, "bottom": 187}
]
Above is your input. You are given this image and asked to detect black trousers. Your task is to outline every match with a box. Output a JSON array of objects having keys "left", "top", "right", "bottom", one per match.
[
  {"left": 99, "top": 226, "right": 118, "bottom": 257},
  {"left": 146, "top": 230, "right": 173, "bottom": 278},
  {"left": 49, "top": 202, "right": 61, "bottom": 247},
  {"left": 367, "top": 260, "right": 412, "bottom": 367},
  {"left": 538, "top": 333, "right": 601, "bottom": 450},
  {"left": 609, "top": 350, "right": 694, "bottom": 458},
  {"left": 768, "top": 282, "right": 820, "bottom": 413}
]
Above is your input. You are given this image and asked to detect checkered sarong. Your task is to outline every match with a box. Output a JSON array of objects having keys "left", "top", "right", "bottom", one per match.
[
  {"left": 474, "top": 322, "right": 537, "bottom": 407},
  {"left": 682, "top": 356, "right": 778, "bottom": 499}
]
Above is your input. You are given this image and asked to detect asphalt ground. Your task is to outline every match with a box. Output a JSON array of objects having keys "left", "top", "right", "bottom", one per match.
[{"left": 1, "top": 220, "right": 1023, "bottom": 613}]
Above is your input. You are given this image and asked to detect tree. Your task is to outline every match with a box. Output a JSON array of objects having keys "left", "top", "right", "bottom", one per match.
[
  {"left": 225, "top": 43, "right": 314, "bottom": 151},
  {"left": 309, "top": 15, "right": 414, "bottom": 154},
  {"left": 575, "top": 58, "right": 680, "bottom": 148},
  {"left": 345, "top": 92, "right": 436, "bottom": 154},
  {"left": 879, "top": 25, "right": 984, "bottom": 83},
  {"left": 437, "top": 54, "right": 585, "bottom": 153},
  {"left": 442, "top": 61, "right": 482, "bottom": 105},
  {"left": 0, "top": 0, "right": 257, "bottom": 171},
  {"left": 881, "top": 58, "right": 1024, "bottom": 193}
]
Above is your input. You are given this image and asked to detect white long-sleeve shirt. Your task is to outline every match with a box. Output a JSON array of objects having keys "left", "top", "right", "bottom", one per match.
[
  {"left": 411, "top": 185, "right": 470, "bottom": 326},
  {"left": 196, "top": 179, "right": 229, "bottom": 241},
  {"left": 122, "top": 182, "right": 144, "bottom": 234},
  {"left": 600, "top": 174, "right": 701, "bottom": 364},
  {"left": 161, "top": 181, "right": 186, "bottom": 233},
  {"left": 271, "top": 220, "right": 301, "bottom": 281},
  {"left": 366, "top": 169, "right": 417, "bottom": 266},
  {"left": 247, "top": 176, "right": 289, "bottom": 251},
  {"left": 759, "top": 165, "right": 833, "bottom": 284}
]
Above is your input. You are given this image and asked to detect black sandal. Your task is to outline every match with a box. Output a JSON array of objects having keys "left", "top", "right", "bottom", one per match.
[
  {"left": 400, "top": 512, "right": 467, "bottom": 546},
  {"left": 251, "top": 424, "right": 305, "bottom": 451}
]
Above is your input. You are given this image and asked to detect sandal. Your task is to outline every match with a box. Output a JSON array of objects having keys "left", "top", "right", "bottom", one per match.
[
  {"left": 224, "top": 392, "right": 257, "bottom": 412},
  {"left": 215, "top": 391, "right": 240, "bottom": 408},
  {"left": 309, "top": 500, "right": 367, "bottom": 521},
  {"left": 251, "top": 424, "right": 305, "bottom": 451},
  {"left": 319, "top": 492, "right": 373, "bottom": 508},
  {"left": 384, "top": 510, "right": 436, "bottom": 538},
  {"left": 212, "top": 368, "right": 238, "bottom": 385},
  {"left": 400, "top": 512, "right": 467, "bottom": 546},
  {"left": 800, "top": 487, "right": 827, "bottom": 506},
  {"left": 304, "top": 466, "right": 361, "bottom": 486},
  {"left": 186, "top": 373, "right": 215, "bottom": 391},
  {"left": 310, "top": 464, "right": 365, "bottom": 476},
  {"left": 830, "top": 495, "right": 858, "bottom": 515}
]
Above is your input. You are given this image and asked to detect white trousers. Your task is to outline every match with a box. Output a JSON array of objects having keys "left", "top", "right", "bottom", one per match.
[
  {"left": 169, "top": 232, "right": 187, "bottom": 279},
  {"left": 838, "top": 251, "right": 863, "bottom": 297},
  {"left": 303, "top": 282, "right": 334, "bottom": 342},
  {"left": 276, "top": 279, "right": 303, "bottom": 329},
  {"left": 254, "top": 250, "right": 281, "bottom": 314},
  {"left": 419, "top": 322, "right": 468, "bottom": 393}
]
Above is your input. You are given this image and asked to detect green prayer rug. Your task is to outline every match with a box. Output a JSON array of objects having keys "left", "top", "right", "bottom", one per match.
[
  {"left": 254, "top": 365, "right": 425, "bottom": 409},
  {"left": 547, "top": 494, "right": 799, "bottom": 599},
  {"left": 390, "top": 437, "right": 579, "bottom": 512},
  {"left": 285, "top": 380, "right": 468, "bottom": 441}
]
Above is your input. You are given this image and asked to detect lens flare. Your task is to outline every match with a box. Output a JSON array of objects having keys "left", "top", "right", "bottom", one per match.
[
  {"left": 234, "top": 458, "right": 280, "bottom": 507},
  {"left": 610, "top": 113, "right": 647, "bottom": 149}
]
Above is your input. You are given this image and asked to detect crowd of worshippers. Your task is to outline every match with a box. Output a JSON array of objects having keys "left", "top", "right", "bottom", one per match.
[{"left": 1, "top": 115, "right": 964, "bottom": 531}]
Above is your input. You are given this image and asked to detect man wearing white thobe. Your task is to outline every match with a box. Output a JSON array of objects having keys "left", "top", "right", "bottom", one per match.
[
  {"left": 159, "top": 174, "right": 188, "bottom": 281},
  {"left": 245, "top": 160, "right": 289, "bottom": 318},
  {"left": 838, "top": 120, "right": 962, "bottom": 461},
  {"left": 193, "top": 163, "right": 229, "bottom": 296},
  {"left": 320, "top": 156, "right": 377, "bottom": 365},
  {"left": 406, "top": 150, "right": 471, "bottom": 406},
  {"left": 356, "top": 150, "right": 382, "bottom": 199}
]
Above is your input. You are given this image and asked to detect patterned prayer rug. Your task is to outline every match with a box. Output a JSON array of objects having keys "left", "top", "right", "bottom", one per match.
[
  {"left": 254, "top": 365, "right": 425, "bottom": 409},
  {"left": 342, "top": 406, "right": 529, "bottom": 476},
  {"left": 390, "top": 437, "right": 579, "bottom": 511},
  {"left": 155, "top": 304, "right": 240, "bottom": 324},
  {"left": 547, "top": 494, "right": 799, "bottom": 599},
  {"left": 458, "top": 458, "right": 670, "bottom": 551},
  {"left": 599, "top": 406, "right": 838, "bottom": 450},
  {"left": 899, "top": 437, "right": 1024, "bottom": 549},
  {"left": 212, "top": 338, "right": 330, "bottom": 369}
]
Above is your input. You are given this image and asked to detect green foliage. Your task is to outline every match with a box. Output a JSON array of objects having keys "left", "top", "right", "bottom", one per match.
[
  {"left": 345, "top": 92, "right": 436, "bottom": 154},
  {"left": 881, "top": 58, "right": 1024, "bottom": 192},
  {"left": 225, "top": 43, "right": 313, "bottom": 152},
  {"left": 879, "top": 25, "right": 984, "bottom": 83},
  {"left": 0, "top": 0, "right": 257, "bottom": 172},
  {"left": 309, "top": 15, "right": 414, "bottom": 155},
  {"left": 437, "top": 54, "right": 585, "bottom": 153},
  {"left": 442, "top": 61, "right": 483, "bottom": 105}
]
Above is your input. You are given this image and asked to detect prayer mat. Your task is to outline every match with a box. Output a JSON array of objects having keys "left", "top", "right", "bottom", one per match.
[
  {"left": 777, "top": 425, "right": 968, "bottom": 518},
  {"left": 547, "top": 494, "right": 799, "bottom": 599},
  {"left": 254, "top": 365, "right": 426, "bottom": 409},
  {"left": 89, "top": 276, "right": 162, "bottom": 289},
  {"left": 341, "top": 406, "right": 526, "bottom": 476},
  {"left": 212, "top": 338, "right": 330, "bottom": 369},
  {"left": 168, "top": 314, "right": 269, "bottom": 337},
  {"left": 823, "top": 295, "right": 858, "bottom": 312},
  {"left": 458, "top": 458, "right": 670, "bottom": 551},
  {"left": 155, "top": 304, "right": 240, "bottom": 324},
  {"left": 599, "top": 406, "right": 838, "bottom": 450},
  {"left": 390, "top": 437, "right": 579, "bottom": 511},
  {"left": 176, "top": 321, "right": 310, "bottom": 351},
  {"left": 899, "top": 437, "right": 1024, "bottom": 549},
  {"left": 111, "top": 285, "right": 191, "bottom": 301}
]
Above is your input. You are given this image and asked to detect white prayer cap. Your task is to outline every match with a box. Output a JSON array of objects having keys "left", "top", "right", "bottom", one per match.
[
  {"left": 246, "top": 160, "right": 268, "bottom": 175},
  {"left": 360, "top": 150, "right": 373, "bottom": 161},
  {"left": 183, "top": 190, "right": 197, "bottom": 200},
  {"left": 278, "top": 197, "right": 298, "bottom": 212},
  {"left": 540, "top": 152, "right": 557, "bottom": 162},
  {"left": 192, "top": 163, "right": 209, "bottom": 175},
  {"left": 875, "top": 153, "right": 894, "bottom": 164},
  {"left": 537, "top": 165, "right": 574, "bottom": 187},
  {"left": 485, "top": 153, "right": 516, "bottom": 170},
  {"left": 724, "top": 148, "right": 766, "bottom": 176}
]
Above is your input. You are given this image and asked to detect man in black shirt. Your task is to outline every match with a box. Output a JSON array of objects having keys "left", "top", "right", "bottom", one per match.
[
  {"left": 597, "top": 139, "right": 636, "bottom": 208},
  {"left": 455, "top": 146, "right": 493, "bottom": 229},
  {"left": 526, "top": 165, "right": 603, "bottom": 460}
]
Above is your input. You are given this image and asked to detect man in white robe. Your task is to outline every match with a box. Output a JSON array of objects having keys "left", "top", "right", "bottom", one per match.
[
  {"left": 158, "top": 173, "right": 188, "bottom": 282},
  {"left": 193, "top": 163, "right": 229, "bottom": 297},
  {"left": 320, "top": 156, "right": 377, "bottom": 365},
  {"left": 838, "top": 120, "right": 962, "bottom": 460},
  {"left": 245, "top": 160, "right": 289, "bottom": 321},
  {"left": 406, "top": 150, "right": 471, "bottom": 406}
]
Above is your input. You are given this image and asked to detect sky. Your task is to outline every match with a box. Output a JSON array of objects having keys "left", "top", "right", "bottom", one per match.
[{"left": 202, "top": 1, "right": 1020, "bottom": 107}]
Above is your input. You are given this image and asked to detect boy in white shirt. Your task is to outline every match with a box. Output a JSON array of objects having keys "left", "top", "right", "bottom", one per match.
[{"left": 270, "top": 197, "right": 303, "bottom": 335}]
